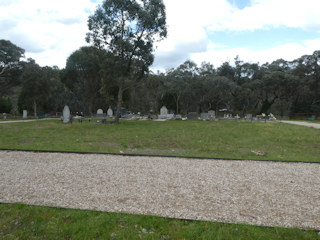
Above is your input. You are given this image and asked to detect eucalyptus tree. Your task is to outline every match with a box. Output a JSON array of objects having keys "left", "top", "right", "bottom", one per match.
[
  {"left": 64, "top": 46, "right": 106, "bottom": 114},
  {"left": 18, "top": 59, "right": 50, "bottom": 117},
  {"left": 0, "top": 40, "right": 25, "bottom": 96},
  {"left": 86, "top": 0, "right": 167, "bottom": 123}
]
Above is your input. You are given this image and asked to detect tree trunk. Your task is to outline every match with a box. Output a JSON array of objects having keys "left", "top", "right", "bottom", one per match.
[
  {"left": 33, "top": 100, "right": 37, "bottom": 118},
  {"left": 175, "top": 95, "right": 180, "bottom": 114},
  {"left": 114, "top": 84, "right": 124, "bottom": 124}
]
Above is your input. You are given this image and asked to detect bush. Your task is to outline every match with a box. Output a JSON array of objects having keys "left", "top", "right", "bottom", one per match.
[{"left": 0, "top": 97, "right": 12, "bottom": 113}]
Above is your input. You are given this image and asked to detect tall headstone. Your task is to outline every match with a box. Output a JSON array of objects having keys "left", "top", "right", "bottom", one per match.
[
  {"left": 107, "top": 107, "right": 113, "bottom": 117},
  {"left": 208, "top": 110, "right": 215, "bottom": 120},
  {"left": 63, "top": 105, "right": 71, "bottom": 123},
  {"left": 160, "top": 106, "right": 168, "bottom": 116},
  {"left": 158, "top": 106, "right": 168, "bottom": 119},
  {"left": 23, "top": 110, "right": 27, "bottom": 119}
]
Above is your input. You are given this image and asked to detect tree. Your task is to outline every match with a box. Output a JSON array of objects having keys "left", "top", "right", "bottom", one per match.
[
  {"left": 86, "top": 0, "right": 167, "bottom": 123},
  {"left": 0, "top": 39, "right": 25, "bottom": 96},
  {"left": 18, "top": 60, "right": 51, "bottom": 117},
  {"left": 64, "top": 46, "right": 106, "bottom": 114}
]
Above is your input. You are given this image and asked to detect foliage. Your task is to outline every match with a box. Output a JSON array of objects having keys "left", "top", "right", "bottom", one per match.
[
  {"left": 0, "top": 96, "right": 12, "bottom": 113},
  {"left": 18, "top": 60, "right": 67, "bottom": 116},
  {"left": 63, "top": 46, "right": 106, "bottom": 114},
  {"left": 0, "top": 39, "right": 25, "bottom": 96},
  {"left": 86, "top": 0, "right": 167, "bottom": 123},
  {"left": 1, "top": 38, "right": 320, "bottom": 118}
]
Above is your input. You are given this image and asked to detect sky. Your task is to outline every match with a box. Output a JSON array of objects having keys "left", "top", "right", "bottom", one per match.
[{"left": 1, "top": 0, "right": 320, "bottom": 72}]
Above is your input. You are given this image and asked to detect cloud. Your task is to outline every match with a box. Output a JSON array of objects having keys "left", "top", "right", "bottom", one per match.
[
  {"left": 205, "top": 0, "right": 320, "bottom": 32},
  {"left": 152, "top": 0, "right": 320, "bottom": 71},
  {"left": 0, "top": 0, "right": 100, "bottom": 67},
  {"left": 190, "top": 40, "right": 320, "bottom": 68},
  {"left": 0, "top": 0, "right": 18, "bottom": 7}
]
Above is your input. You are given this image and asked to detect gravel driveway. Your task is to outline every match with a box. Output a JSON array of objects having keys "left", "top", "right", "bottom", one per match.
[
  {"left": 0, "top": 150, "right": 319, "bottom": 230},
  {"left": 281, "top": 120, "right": 320, "bottom": 129}
]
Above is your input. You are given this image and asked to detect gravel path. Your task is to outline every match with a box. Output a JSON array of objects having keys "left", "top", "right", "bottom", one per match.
[
  {"left": 281, "top": 120, "right": 320, "bottom": 129},
  {"left": 1, "top": 150, "right": 319, "bottom": 230},
  {"left": 0, "top": 118, "right": 55, "bottom": 124}
]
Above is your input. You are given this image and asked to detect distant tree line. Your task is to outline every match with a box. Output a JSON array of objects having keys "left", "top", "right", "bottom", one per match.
[{"left": 1, "top": 39, "right": 320, "bottom": 118}]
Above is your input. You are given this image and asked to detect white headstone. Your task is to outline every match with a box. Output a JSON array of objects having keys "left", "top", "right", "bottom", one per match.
[
  {"left": 160, "top": 106, "right": 168, "bottom": 116},
  {"left": 63, "top": 105, "right": 71, "bottom": 123},
  {"left": 107, "top": 107, "right": 113, "bottom": 117},
  {"left": 208, "top": 110, "right": 215, "bottom": 120},
  {"left": 23, "top": 110, "right": 27, "bottom": 119},
  {"left": 97, "top": 109, "right": 103, "bottom": 114}
]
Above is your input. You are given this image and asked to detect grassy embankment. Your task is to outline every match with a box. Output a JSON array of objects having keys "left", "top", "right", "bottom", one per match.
[
  {"left": 1, "top": 204, "right": 319, "bottom": 240},
  {"left": 0, "top": 119, "right": 319, "bottom": 162}
]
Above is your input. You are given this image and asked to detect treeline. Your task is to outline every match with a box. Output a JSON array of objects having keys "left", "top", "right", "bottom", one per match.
[{"left": 1, "top": 39, "right": 320, "bottom": 117}]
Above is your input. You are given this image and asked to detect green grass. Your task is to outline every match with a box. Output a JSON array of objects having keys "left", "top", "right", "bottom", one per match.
[
  {"left": 0, "top": 119, "right": 319, "bottom": 162},
  {"left": 1, "top": 203, "right": 319, "bottom": 240}
]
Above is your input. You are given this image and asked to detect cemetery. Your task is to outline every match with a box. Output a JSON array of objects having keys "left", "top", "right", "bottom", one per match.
[{"left": 1, "top": 0, "right": 320, "bottom": 238}]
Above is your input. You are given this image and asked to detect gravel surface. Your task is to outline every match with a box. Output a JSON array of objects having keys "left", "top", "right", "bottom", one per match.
[
  {"left": 1, "top": 150, "right": 319, "bottom": 230},
  {"left": 281, "top": 120, "right": 320, "bottom": 129}
]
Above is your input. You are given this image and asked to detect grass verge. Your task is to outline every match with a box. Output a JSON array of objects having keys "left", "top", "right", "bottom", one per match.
[
  {"left": 1, "top": 203, "right": 319, "bottom": 240},
  {"left": 0, "top": 120, "right": 319, "bottom": 162}
]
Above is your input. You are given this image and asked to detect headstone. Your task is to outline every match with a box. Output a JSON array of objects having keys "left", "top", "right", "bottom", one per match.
[
  {"left": 107, "top": 107, "right": 113, "bottom": 118},
  {"left": 200, "top": 113, "right": 210, "bottom": 121},
  {"left": 187, "top": 112, "right": 199, "bottom": 120},
  {"left": 23, "top": 110, "right": 27, "bottom": 119},
  {"left": 160, "top": 106, "right": 168, "bottom": 116},
  {"left": 223, "top": 113, "right": 232, "bottom": 119},
  {"left": 96, "top": 108, "right": 106, "bottom": 119},
  {"left": 175, "top": 114, "right": 182, "bottom": 120},
  {"left": 121, "top": 107, "right": 127, "bottom": 117},
  {"left": 63, "top": 105, "right": 71, "bottom": 123},
  {"left": 208, "top": 110, "right": 215, "bottom": 120},
  {"left": 167, "top": 113, "right": 174, "bottom": 120},
  {"left": 245, "top": 114, "right": 252, "bottom": 120},
  {"left": 158, "top": 106, "right": 168, "bottom": 119}
]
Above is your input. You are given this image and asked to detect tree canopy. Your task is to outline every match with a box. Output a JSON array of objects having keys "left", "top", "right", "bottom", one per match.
[
  {"left": 86, "top": 0, "right": 167, "bottom": 123},
  {"left": 0, "top": 39, "right": 25, "bottom": 96}
]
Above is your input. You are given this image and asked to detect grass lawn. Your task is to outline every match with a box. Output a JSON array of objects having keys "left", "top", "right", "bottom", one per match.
[
  {"left": 1, "top": 203, "right": 319, "bottom": 240},
  {"left": 0, "top": 119, "right": 319, "bottom": 162}
]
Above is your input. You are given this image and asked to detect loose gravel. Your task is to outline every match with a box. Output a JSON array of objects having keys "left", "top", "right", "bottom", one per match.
[
  {"left": 281, "top": 120, "right": 320, "bottom": 129},
  {"left": 0, "top": 150, "right": 319, "bottom": 230}
]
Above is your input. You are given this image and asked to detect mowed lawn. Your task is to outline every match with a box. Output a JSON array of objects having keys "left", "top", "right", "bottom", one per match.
[
  {"left": 0, "top": 119, "right": 319, "bottom": 162},
  {"left": 1, "top": 204, "right": 319, "bottom": 240}
]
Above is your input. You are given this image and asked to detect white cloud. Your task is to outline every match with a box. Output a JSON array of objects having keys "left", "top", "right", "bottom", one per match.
[
  {"left": 0, "top": 0, "right": 99, "bottom": 68},
  {"left": 204, "top": 0, "right": 320, "bottom": 32},
  {"left": 153, "top": 0, "right": 320, "bottom": 71},
  {"left": 190, "top": 40, "right": 320, "bottom": 68}
]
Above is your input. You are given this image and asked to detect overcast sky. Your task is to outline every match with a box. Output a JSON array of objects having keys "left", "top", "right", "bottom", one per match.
[{"left": 1, "top": 0, "right": 320, "bottom": 71}]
